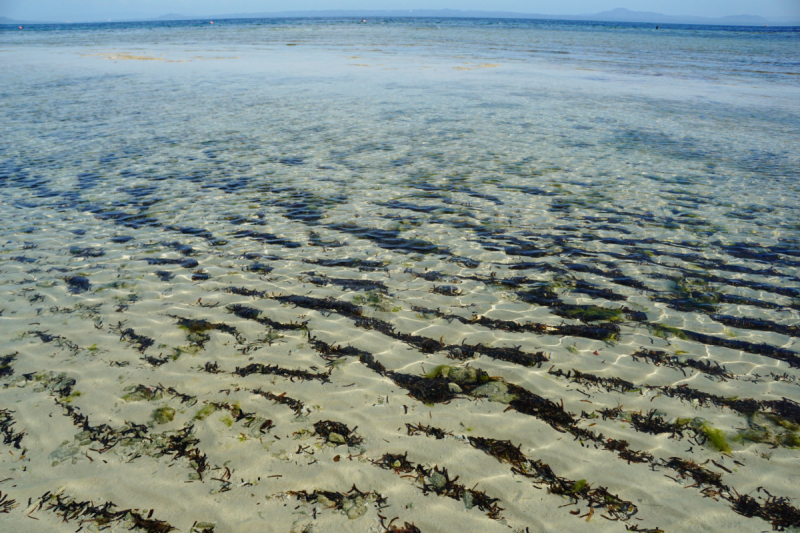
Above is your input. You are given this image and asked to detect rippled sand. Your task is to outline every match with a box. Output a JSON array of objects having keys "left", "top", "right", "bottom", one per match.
[{"left": 1, "top": 20, "right": 799, "bottom": 533}]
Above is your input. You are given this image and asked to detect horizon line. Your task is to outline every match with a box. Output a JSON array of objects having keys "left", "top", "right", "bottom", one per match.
[{"left": 2, "top": 8, "right": 799, "bottom": 27}]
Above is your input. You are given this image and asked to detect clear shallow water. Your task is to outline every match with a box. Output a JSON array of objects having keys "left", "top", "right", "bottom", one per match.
[{"left": 0, "top": 18, "right": 799, "bottom": 533}]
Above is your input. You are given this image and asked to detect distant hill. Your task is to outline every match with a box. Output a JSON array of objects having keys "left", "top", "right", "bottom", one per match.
[
  {"left": 0, "top": 15, "right": 53, "bottom": 24},
  {"left": 586, "top": 8, "right": 770, "bottom": 25},
  {"left": 151, "top": 8, "right": 797, "bottom": 26},
  {"left": 1, "top": 9, "right": 797, "bottom": 26},
  {"left": 154, "top": 13, "right": 191, "bottom": 21}
]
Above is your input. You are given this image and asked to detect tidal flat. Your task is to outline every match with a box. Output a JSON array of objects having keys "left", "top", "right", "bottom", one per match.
[{"left": 0, "top": 18, "right": 799, "bottom": 533}]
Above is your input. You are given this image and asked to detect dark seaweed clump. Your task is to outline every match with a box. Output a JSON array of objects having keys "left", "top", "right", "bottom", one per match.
[
  {"left": 419, "top": 465, "right": 503, "bottom": 519},
  {"left": 356, "top": 315, "right": 549, "bottom": 367},
  {"left": 69, "top": 246, "right": 104, "bottom": 258},
  {"left": 711, "top": 314, "right": 800, "bottom": 338},
  {"left": 124, "top": 384, "right": 164, "bottom": 401},
  {"left": 631, "top": 349, "right": 733, "bottom": 380},
  {"left": 303, "top": 258, "right": 387, "bottom": 270},
  {"left": 0, "top": 491, "right": 18, "bottom": 514},
  {"left": 231, "top": 229, "right": 301, "bottom": 249},
  {"left": 59, "top": 401, "right": 150, "bottom": 453},
  {"left": 327, "top": 223, "right": 449, "bottom": 255},
  {"left": 307, "top": 334, "right": 372, "bottom": 362},
  {"left": 226, "top": 304, "right": 308, "bottom": 330},
  {"left": 373, "top": 453, "right": 503, "bottom": 519},
  {"left": 411, "top": 305, "right": 618, "bottom": 343},
  {"left": 0, "top": 352, "right": 17, "bottom": 378},
  {"left": 276, "top": 294, "right": 364, "bottom": 317},
  {"left": 233, "top": 291, "right": 549, "bottom": 367},
  {"left": 202, "top": 361, "right": 222, "bottom": 374},
  {"left": 233, "top": 363, "right": 330, "bottom": 383},
  {"left": 166, "top": 386, "right": 197, "bottom": 406},
  {"left": 111, "top": 322, "right": 155, "bottom": 353},
  {"left": 307, "top": 335, "right": 569, "bottom": 431},
  {"left": 304, "top": 274, "right": 389, "bottom": 293},
  {"left": 125, "top": 384, "right": 197, "bottom": 405},
  {"left": 551, "top": 304, "right": 626, "bottom": 323},
  {"left": 210, "top": 402, "right": 273, "bottom": 434},
  {"left": 35, "top": 491, "right": 175, "bottom": 533},
  {"left": 143, "top": 257, "right": 199, "bottom": 268},
  {"left": 389, "top": 372, "right": 460, "bottom": 404},
  {"left": 289, "top": 484, "right": 386, "bottom": 512},
  {"left": 220, "top": 286, "right": 269, "bottom": 298},
  {"left": 661, "top": 457, "right": 724, "bottom": 489},
  {"left": 251, "top": 389, "right": 305, "bottom": 415},
  {"left": 65, "top": 275, "right": 91, "bottom": 293},
  {"left": 648, "top": 324, "right": 800, "bottom": 368},
  {"left": 548, "top": 367, "right": 635, "bottom": 393},
  {"left": 374, "top": 452, "right": 415, "bottom": 472},
  {"left": 10, "top": 256, "right": 37, "bottom": 263},
  {"left": 313, "top": 420, "right": 363, "bottom": 446},
  {"left": 406, "top": 422, "right": 451, "bottom": 439},
  {"left": 172, "top": 316, "right": 245, "bottom": 347},
  {"left": 467, "top": 436, "right": 637, "bottom": 521},
  {"left": 244, "top": 262, "right": 273, "bottom": 274},
  {"left": 431, "top": 285, "right": 462, "bottom": 296},
  {"left": 731, "top": 490, "right": 800, "bottom": 531},
  {"left": 0, "top": 409, "right": 25, "bottom": 448},
  {"left": 58, "top": 395, "right": 210, "bottom": 481},
  {"left": 28, "top": 330, "right": 80, "bottom": 354},
  {"left": 379, "top": 516, "right": 422, "bottom": 533},
  {"left": 629, "top": 410, "right": 690, "bottom": 439},
  {"left": 659, "top": 385, "right": 800, "bottom": 427},
  {"left": 155, "top": 270, "right": 175, "bottom": 282},
  {"left": 191, "top": 270, "right": 209, "bottom": 281}
]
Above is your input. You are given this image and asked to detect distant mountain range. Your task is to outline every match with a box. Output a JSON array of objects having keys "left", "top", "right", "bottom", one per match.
[{"left": 2, "top": 8, "right": 799, "bottom": 26}]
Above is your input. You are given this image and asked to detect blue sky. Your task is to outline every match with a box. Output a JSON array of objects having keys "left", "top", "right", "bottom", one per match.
[{"left": 2, "top": 0, "right": 798, "bottom": 21}]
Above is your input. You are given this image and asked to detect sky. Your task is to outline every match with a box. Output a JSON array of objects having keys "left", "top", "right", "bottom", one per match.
[{"left": 1, "top": 0, "right": 799, "bottom": 22}]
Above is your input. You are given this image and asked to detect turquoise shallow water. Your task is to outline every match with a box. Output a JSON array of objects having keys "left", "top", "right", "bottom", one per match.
[{"left": 0, "top": 18, "right": 799, "bottom": 533}]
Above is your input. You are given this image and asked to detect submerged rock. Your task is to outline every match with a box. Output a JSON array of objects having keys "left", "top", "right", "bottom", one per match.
[
  {"left": 328, "top": 432, "right": 346, "bottom": 445},
  {"left": 342, "top": 495, "right": 368, "bottom": 519},
  {"left": 472, "top": 382, "right": 517, "bottom": 404},
  {"left": 463, "top": 490, "right": 474, "bottom": 510},
  {"left": 428, "top": 471, "right": 447, "bottom": 490}
]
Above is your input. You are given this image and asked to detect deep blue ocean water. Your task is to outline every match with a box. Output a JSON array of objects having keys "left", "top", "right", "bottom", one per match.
[{"left": 2, "top": 17, "right": 799, "bottom": 82}]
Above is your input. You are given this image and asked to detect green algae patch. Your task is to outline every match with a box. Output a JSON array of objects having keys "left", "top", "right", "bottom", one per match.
[
  {"left": 568, "top": 479, "right": 587, "bottom": 494},
  {"left": 701, "top": 423, "right": 731, "bottom": 454},
  {"left": 194, "top": 404, "right": 218, "bottom": 420},
  {"left": 648, "top": 324, "right": 689, "bottom": 341},
  {"left": 425, "top": 365, "right": 450, "bottom": 379},
  {"left": 63, "top": 391, "right": 82, "bottom": 403},
  {"left": 557, "top": 306, "right": 624, "bottom": 323},
  {"left": 152, "top": 406, "right": 176, "bottom": 425},
  {"left": 766, "top": 414, "right": 800, "bottom": 432},
  {"left": 784, "top": 433, "right": 800, "bottom": 448}
]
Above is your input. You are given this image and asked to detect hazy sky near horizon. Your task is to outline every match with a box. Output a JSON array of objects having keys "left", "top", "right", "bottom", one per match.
[{"left": 1, "top": 0, "right": 798, "bottom": 21}]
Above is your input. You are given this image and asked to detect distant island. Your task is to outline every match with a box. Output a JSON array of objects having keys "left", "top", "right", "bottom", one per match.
[{"left": 2, "top": 8, "right": 799, "bottom": 26}]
